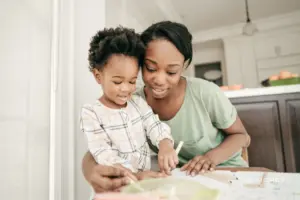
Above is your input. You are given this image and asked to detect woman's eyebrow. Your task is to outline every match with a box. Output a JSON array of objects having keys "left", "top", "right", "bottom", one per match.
[
  {"left": 168, "top": 63, "right": 181, "bottom": 67},
  {"left": 146, "top": 58, "right": 181, "bottom": 67},
  {"left": 145, "top": 58, "right": 157, "bottom": 64}
]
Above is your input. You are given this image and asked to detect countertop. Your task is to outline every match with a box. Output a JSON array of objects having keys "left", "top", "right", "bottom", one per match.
[{"left": 224, "top": 84, "right": 300, "bottom": 98}]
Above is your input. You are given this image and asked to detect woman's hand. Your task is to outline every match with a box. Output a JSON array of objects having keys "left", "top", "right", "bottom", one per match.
[
  {"left": 136, "top": 170, "right": 167, "bottom": 180},
  {"left": 112, "top": 164, "right": 139, "bottom": 182},
  {"left": 180, "top": 155, "right": 216, "bottom": 176},
  {"left": 88, "top": 164, "right": 133, "bottom": 193},
  {"left": 158, "top": 139, "right": 178, "bottom": 175}
]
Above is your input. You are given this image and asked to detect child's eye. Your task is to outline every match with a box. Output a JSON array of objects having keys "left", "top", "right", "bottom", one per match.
[
  {"left": 129, "top": 81, "right": 136, "bottom": 85},
  {"left": 167, "top": 72, "right": 177, "bottom": 75},
  {"left": 113, "top": 81, "right": 122, "bottom": 85}
]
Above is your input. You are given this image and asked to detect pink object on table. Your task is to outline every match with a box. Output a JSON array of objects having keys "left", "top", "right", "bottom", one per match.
[{"left": 94, "top": 193, "right": 158, "bottom": 200}]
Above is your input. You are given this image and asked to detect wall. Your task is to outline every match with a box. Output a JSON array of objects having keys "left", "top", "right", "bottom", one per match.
[
  {"left": 0, "top": 0, "right": 52, "bottom": 199},
  {"left": 191, "top": 10, "right": 300, "bottom": 88},
  {"left": 73, "top": 1, "right": 147, "bottom": 199},
  {"left": 191, "top": 40, "right": 227, "bottom": 84},
  {"left": 254, "top": 27, "right": 300, "bottom": 81},
  {"left": 73, "top": 0, "right": 106, "bottom": 199},
  {"left": 222, "top": 25, "right": 300, "bottom": 88}
]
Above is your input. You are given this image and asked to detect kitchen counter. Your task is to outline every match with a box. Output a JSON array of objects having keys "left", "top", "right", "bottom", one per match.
[{"left": 224, "top": 84, "right": 300, "bottom": 98}]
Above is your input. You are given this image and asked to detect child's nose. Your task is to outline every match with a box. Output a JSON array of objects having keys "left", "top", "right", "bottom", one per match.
[{"left": 120, "top": 83, "right": 130, "bottom": 92}]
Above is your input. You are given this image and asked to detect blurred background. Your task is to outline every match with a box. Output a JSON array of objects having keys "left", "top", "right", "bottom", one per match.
[{"left": 1, "top": 0, "right": 300, "bottom": 199}]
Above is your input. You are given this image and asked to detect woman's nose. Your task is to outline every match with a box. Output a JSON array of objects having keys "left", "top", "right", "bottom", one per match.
[{"left": 153, "top": 73, "right": 166, "bottom": 86}]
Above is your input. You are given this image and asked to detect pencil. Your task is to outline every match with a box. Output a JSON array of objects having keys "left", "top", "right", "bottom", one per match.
[{"left": 175, "top": 141, "right": 184, "bottom": 155}]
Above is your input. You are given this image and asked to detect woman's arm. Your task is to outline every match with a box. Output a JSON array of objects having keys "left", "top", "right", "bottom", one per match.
[
  {"left": 181, "top": 83, "right": 250, "bottom": 175},
  {"left": 205, "top": 116, "right": 250, "bottom": 165},
  {"left": 82, "top": 151, "right": 98, "bottom": 182},
  {"left": 82, "top": 151, "right": 132, "bottom": 193}
]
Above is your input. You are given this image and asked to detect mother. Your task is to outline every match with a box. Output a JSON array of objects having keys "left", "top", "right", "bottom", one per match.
[{"left": 82, "top": 21, "right": 250, "bottom": 193}]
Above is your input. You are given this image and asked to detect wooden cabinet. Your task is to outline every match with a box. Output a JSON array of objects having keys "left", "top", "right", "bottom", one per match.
[{"left": 230, "top": 93, "right": 300, "bottom": 172}]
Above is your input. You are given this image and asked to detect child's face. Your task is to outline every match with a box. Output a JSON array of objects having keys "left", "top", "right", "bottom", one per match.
[{"left": 93, "top": 54, "right": 139, "bottom": 108}]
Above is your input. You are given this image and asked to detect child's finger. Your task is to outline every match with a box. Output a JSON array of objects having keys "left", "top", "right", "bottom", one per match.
[
  {"left": 158, "top": 155, "right": 164, "bottom": 172},
  {"left": 168, "top": 156, "right": 176, "bottom": 169},
  {"left": 164, "top": 156, "right": 170, "bottom": 173},
  {"left": 173, "top": 153, "right": 179, "bottom": 165}
]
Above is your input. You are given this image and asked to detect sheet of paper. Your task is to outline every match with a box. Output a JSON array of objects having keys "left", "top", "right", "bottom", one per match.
[
  {"left": 171, "top": 168, "right": 230, "bottom": 190},
  {"left": 171, "top": 169, "right": 300, "bottom": 200}
]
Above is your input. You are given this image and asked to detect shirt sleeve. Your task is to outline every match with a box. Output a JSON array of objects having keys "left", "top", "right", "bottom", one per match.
[
  {"left": 134, "top": 96, "right": 174, "bottom": 148},
  {"left": 206, "top": 83, "right": 237, "bottom": 129},
  {"left": 80, "top": 105, "right": 135, "bottom": 171}
]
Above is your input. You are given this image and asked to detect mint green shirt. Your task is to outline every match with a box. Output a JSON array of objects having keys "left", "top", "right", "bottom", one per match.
[{"left": 136, "top": 77, "right": 248, "bottom": 167}]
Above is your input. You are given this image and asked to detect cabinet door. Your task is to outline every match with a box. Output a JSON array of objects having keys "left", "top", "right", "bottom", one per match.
[
  {"left": 287, "top": 100, "right": 300, "bottom": 172},
  {"left": 234, "top": 102, "right": 285, "bottom": 172}
]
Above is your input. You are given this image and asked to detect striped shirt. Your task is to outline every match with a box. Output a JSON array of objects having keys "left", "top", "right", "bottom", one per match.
[{"left": 80, "top": 95, "right": 173, "bottom": 172}]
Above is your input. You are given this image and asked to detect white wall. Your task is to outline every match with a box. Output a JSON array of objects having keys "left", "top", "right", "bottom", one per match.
[
  {"left": 222, "top": 25, "right": 300, "bottom": 88},
  {"left": 254, "top": 27, "right": 300, "bottom": 81},
  {"left": 189, "top": 41, "right": 227, "bottom": 84},
  {"left": 73, "top": 1, "right": 147, "bottom": 199},
  {"left": 190, "top": 10, "right": 300, "bottom": 88},
  {"left": 0, "top": 0, "right": 52, "bottom": 199},
  {"left": 73, "top": 0, "right": 106, "bottom": 199}
]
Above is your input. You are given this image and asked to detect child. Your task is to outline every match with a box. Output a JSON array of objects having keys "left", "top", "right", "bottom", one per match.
[{"left": 80, "top": 27, "right": 178, "bottom": 177}]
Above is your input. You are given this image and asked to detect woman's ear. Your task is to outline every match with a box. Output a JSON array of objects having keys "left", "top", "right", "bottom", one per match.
[
  {"left": 183, "top": 59, "right": 190, "bottom": 69},
  {"left": 92, "top": 68, "right": 102, "bottom": 84}
]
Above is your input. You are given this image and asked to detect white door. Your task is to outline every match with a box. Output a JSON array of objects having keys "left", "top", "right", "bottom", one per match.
[{"left": 0, "top": 0, "right": 52, "bottom": 199}]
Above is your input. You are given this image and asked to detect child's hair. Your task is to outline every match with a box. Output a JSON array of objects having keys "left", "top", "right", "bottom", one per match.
[{"left": 88, "top": 26, "right": 145, "bottom": 71}]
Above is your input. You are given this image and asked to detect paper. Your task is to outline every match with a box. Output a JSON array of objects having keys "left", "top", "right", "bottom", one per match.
[
  {"left": 171, "top": 168, "right": 230, "bottom": 190},
  {"left": 171, "top": 169, "right": 300, "bottom": 200}
]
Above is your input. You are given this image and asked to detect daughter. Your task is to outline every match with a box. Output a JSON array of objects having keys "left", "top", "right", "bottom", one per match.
[{"left": 80, "top": 27, "right": 177, "bottom": 177}]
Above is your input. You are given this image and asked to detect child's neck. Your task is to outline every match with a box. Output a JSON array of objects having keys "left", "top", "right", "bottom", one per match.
[{"left": 99, "top": 96, "right": 127, "bottom": 109}]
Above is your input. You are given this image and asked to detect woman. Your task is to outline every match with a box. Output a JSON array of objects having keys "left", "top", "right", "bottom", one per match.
[{"left": 82, "top": 21, "right": 250, "bottom": 193}]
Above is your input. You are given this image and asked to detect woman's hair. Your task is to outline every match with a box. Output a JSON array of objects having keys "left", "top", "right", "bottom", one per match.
[
  {"left": 141, "top": 21, "right": 193, "bottom": 67},
  {"left": 88, "top": 26, "right": 145, "bottom": 71}
]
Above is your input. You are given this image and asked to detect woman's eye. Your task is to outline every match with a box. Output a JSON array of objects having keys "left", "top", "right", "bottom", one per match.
[
  {"left": 145, "top": 64, "right": 156, "bottom": 72},
  {"left": 113, "top": 81, "right": 122, "bottom": 85}
]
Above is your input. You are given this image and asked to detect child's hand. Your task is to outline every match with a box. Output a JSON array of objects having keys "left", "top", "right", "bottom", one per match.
[
  {"left": 158, "top": 139, "right": 178, "bottom": 175},
  {"left": 135, "top": 170, "right": 167, "bottom": 180}
]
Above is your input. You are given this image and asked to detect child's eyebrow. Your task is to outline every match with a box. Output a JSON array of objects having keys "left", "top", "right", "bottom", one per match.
[{"left": 112, "top": 76, "right": 124, "bottom": 78}]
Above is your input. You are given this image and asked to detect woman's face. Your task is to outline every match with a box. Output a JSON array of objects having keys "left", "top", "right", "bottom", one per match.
[{"left": 142, "top": 39, "right": 185, "bottom": 99}]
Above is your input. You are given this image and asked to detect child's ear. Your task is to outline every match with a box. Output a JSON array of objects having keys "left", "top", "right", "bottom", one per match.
[{"left": 92, "top": 68, "right": 102, "bottom": 84}]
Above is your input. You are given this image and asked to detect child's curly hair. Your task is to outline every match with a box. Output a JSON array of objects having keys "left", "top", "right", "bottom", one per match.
[{"left": 88, "top": 26, "right": 145, "bottom": 71}]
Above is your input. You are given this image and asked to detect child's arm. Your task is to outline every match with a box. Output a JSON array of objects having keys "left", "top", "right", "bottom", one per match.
[
  {"left": 135, "top": 96, "right": 174, "bottom": 148},
  {"left": 80, "top": 105, "right": 135, "bottom": 172},
  {"left": 135, "top": 97, "right": 178, "bottom": 173}
]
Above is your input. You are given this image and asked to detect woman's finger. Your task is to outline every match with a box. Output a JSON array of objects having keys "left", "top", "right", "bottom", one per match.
[
  {"left": 96, "top": 165, "right": 126, "bottom": 177},
  {"left": 186, "top": 157, "right": 200, "bottom": 175},
  {"left": 93, "top": 176, "right": 128, "bottom": 191},
  {"left": 209, "top": 162, "right": 216, "bottom": 171},
  {"left": 180, "top": 160, "right": 191, "bottom": 171},
  {"left": 200, "top": 161, "right": 211, "bottom": 173},
  {"left": 190, "top": 160, "right": 203, "bottom": 176},
  {"left": 124, "top": 171, "right": 138, "bottom": 182}
]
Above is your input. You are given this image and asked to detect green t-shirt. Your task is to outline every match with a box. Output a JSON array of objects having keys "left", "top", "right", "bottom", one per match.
[{"left": 136, "top": 77, "right": 248, "bottom": 167}]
